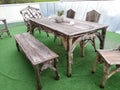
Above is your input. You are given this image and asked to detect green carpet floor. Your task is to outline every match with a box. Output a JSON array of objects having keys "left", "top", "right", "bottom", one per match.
[{"left": 0, "top": 24, "right": 120, "bottom": 90}]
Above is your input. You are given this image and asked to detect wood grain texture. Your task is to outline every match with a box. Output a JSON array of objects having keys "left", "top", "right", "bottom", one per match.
[{"left": 14, "top": 33, "right": 58, "bottom": 65}]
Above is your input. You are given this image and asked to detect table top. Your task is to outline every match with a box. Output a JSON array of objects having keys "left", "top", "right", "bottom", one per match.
[{"left": 30, "top": 17, "right": 108, "bottom": 37}]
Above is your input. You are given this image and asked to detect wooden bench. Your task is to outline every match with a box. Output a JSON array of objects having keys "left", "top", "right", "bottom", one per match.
[
  {"left": 14, "top": 33, "right": 60, "bottom": 90},
  {"left": 92, "top": 47, "right": 120, "bottom": 88}
]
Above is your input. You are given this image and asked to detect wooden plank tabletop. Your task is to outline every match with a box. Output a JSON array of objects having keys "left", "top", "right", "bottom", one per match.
[{"left": 29, "top": 17, "right": 108, "bottom": 37}]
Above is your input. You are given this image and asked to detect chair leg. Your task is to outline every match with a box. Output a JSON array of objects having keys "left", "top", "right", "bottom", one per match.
[
  {"left": 4, "top": 20, "right": 11, "bottom": 37},
  {"left": 80, "top": 40, "right": 85, "bottom": 57},
  {"left": 92, "top": 53, "right": 101, "bottom": 73},
  {"left": 100, "top": 63, "right": 111, "bottom": 88},
  {"left": 91, "top": 38, "right": 97, "bottom": 52},
  {"left": 54, "top": 35, "right": 57, "bottom": 42},
  {"left": 54, "top": 59, "right": 60, "bottom": 80}
]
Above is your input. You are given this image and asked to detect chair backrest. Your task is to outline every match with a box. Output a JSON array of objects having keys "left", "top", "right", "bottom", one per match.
[
  {"left": 20, "top": 6, "right": 42, "bottom": 31},
  {"left": 86, "top": 10, "right": 101, "bottom": 23},
  {"left": 66, "top": 9, "right": 75, "bottom": 19}
]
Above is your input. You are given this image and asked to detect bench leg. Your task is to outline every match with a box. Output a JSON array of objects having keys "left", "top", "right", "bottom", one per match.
[
  {"left": 34, "top": 65, "right": 42, "bottom": 90},
  {"left": 54, "top": 59, "right": 60, "bottom": 80},
  {"left": 15, "top": 40, "right": 20, "bottom": 52},
  {"left": 100, "top": 63, "right": 111, "bottom": 88}
]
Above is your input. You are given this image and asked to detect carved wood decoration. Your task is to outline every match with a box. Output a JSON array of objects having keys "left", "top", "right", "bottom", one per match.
[{"left": 20, "top": 6, "right": 42, "bottom": 32}]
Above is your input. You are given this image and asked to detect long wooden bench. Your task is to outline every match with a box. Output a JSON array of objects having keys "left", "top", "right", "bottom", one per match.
[{"left": 14, "top": 33, "right": 60, "bottom": 90}]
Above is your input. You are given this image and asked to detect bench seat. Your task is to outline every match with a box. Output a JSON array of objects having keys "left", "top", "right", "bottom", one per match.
[{"left": 14, "top": 33, "right": 60, "bottom": 90}]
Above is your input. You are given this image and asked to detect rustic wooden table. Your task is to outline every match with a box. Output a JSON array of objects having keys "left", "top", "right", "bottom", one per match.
[{"left": 29, "top": 17, "right": 108, "bottom": 77}]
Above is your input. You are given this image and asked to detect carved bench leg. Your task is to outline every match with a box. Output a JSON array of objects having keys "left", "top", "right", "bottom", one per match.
[
  {"left": 54, "top": 59, "right": 60, "bottom": 80},
  {"left": 34, "top": 65, "right": 42, "bottom": 90}
]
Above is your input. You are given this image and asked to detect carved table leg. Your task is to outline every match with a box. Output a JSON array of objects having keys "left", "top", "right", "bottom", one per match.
[
  {"left": 67, "top": 38, "right": 73, "bottom": 77},
  {"left": 100, "top": 28, "right": 107, "bottom": 49}
]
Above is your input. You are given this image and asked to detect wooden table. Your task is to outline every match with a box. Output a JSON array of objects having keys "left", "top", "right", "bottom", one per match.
[{"left": 29, "top": 17, "right": 108, "bottom": 77}]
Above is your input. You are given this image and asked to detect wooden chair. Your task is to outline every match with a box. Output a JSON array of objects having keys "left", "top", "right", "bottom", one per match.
[
  {"left": 54, "top": 9, "right": 75, "bottom": 43},
  {"left": 67, "top": 9, "right": 75, "bottom": 18},
  {"left": 0, "top": 19, "right": 11, "bottom": 38},
  {"left": 20, "top": 6, "right": 49, "bottom": 36},
  {"left": 92, "top": 46, "right": 120, "bottom": 88},
  {"left": 20, "top": 6, "right": 42, "bottom": 32},
  {"left": 80, "top": 10, "right": 101, "bottom": 57}
]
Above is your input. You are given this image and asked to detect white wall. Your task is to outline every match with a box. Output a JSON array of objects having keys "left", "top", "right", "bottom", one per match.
[
  {"left": 0, "top": 1, "right": 120, "bottom": 33},
  {"left": 0, "top": 3, "right": 40, "bottom": 23}
]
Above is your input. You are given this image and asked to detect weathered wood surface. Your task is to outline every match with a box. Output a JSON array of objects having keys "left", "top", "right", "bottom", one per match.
[
  {"left": 14, "top": 33, "right": 59, "bottom": 90},
  {"left": 92, "top": 49, "right": 120, "bottom": 88},
  {"left": 67, "top": 9, "right": 75, "bottom": 19},
  {"left": 14, "top": 33, "right": 58, "bottom": 65},
  {"left": 97, "top": 50, "right": 120, "bottom": 65},
  {"left": 29, "top": 17, "right": 108, "bottom": 77},
  {"left": 30, "top": 17, "right": 107, "bottom": 37}
]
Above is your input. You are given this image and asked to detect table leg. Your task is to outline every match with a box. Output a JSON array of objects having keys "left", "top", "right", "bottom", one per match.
[
  {"left": 67, "top": 38, "right": 73, "bottom": 77},
  {"left": 29, "top": 20, "right": 36, "bottom": 35},
  {"left": 100, "top": 28, "right": 107, "bottom": 49}
]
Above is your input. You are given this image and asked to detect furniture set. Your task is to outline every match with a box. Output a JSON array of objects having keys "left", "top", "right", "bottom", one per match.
[
  {"left": 29, "top": 17, "right": 108, "bottom": 77},
  {"left": 16, "top": 6, "right": 120, "bottom": 89}
]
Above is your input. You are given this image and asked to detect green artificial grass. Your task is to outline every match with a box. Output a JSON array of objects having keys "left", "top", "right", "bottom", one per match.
[{"left": 0, "top": 23, "right": 120, "bottom": 90}]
